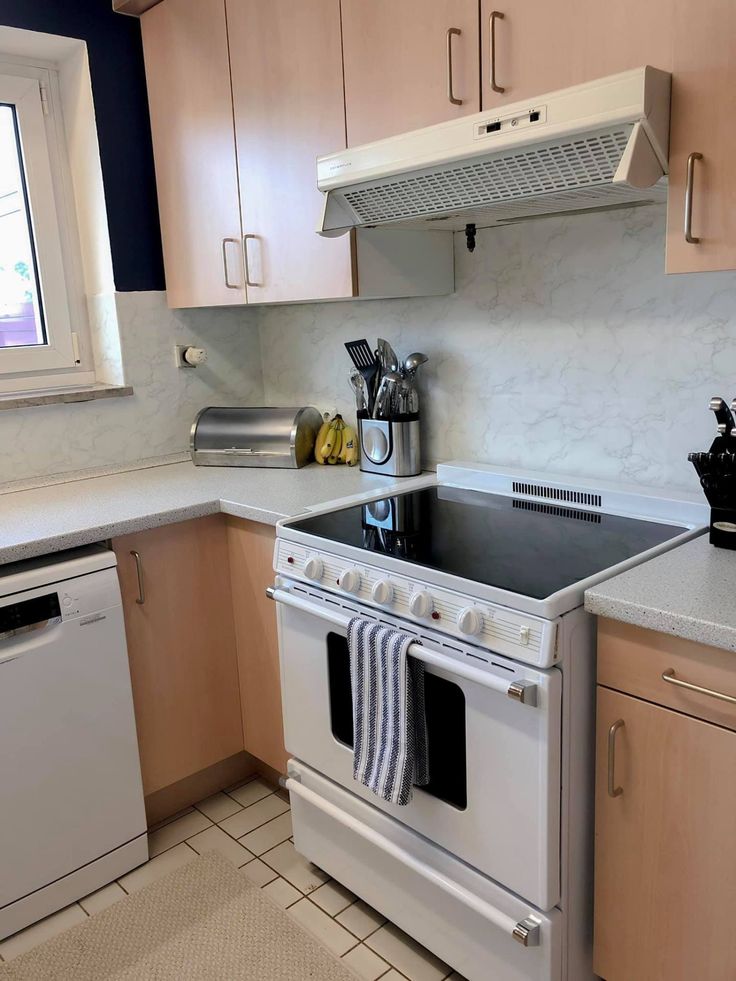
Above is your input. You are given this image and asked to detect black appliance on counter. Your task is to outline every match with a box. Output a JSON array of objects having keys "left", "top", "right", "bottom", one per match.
[{"left": 689, "top": 396, "right": 736, "bottom": 549}]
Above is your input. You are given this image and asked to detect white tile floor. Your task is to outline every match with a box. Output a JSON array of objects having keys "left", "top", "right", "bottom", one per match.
[{"left": 0, "top": 776, "right": 467, "bottom": 981}]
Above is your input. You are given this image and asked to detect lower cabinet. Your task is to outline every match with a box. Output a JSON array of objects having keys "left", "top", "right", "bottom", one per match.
[
  {"left": 226, "top": 517, "right": 289, "bottom": 776},
  {"left": 594, "top": 625, "right": 736, "bottom": 980},
  {"left": 112, "top": 516, "right": 244, "bottom": 796}
]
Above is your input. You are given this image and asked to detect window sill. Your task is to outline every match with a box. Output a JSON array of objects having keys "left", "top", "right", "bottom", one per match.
[{"left": 0, "top": 383, "right": 133, "bottom": 411}]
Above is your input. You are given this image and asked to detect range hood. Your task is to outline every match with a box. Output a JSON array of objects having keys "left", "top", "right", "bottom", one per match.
[{"left": 318, "top": 67, "right": 671, "bottom": 237}]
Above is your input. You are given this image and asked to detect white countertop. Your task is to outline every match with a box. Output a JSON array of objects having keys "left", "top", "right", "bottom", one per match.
[
  {"left": 584, "top": 533, "right": 736, "bottom": 652},
  {"left": 0, "top": 459, "right": 433, "bottom": 565}
]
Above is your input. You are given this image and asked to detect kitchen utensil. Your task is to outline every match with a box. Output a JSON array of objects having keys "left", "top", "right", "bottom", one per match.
[
  {"left": 373, "top": 370, "right": 402, "bottom": 419},
  {"left": 349, "top": 367, "right": 368, "bottom": 413},
  {"left": 398, "top": 377, "right": 419, "bottom": 415},
  {"left": 709, "top": 396, "right": 736, "bottom": 439},
  {"left": 377, "top": 338, "right": 400, "bottom": 374},
  {"left": 345, "top": 339, "right": 380, "bottom": 415},
  {"left": 403, "top": 352, "right": 428, "bottom": 379}
]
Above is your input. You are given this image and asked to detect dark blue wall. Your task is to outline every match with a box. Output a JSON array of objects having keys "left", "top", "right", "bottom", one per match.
[{"left": 0, "top": 0, "right": 165, "bottom": 292}]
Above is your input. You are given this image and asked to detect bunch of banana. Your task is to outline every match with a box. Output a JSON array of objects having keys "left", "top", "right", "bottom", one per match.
[{"left": 314, "top": 413, "right": 360, "bottom": 466}]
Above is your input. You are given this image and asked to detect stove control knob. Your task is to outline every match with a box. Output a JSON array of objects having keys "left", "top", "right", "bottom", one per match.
[
  {"left": 372, "top": 580, "right": 394, "bottom": 605},
  {"left": 304, "top": 557, "right": 324, "bottom": 581},
  {"left": 457, "top": 607, "right": 483, "bottom": 637},
  {"left": 409, "top": 590, "right": 434, "bottom": 619},
  {"left": 339, "top": 568, "right": 361, "bottom": 594}
]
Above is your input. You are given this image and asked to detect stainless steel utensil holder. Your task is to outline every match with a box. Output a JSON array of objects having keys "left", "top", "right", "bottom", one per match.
[{"left": 358, "top": 414, "right": 421, "bottom": 476}]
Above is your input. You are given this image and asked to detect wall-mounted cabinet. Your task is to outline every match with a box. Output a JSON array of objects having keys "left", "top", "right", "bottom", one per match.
[
  {"left": 341, "top": 0, "right": 480, "bottom": 147},
  {"left": 141, "top": 0, "right": 453, "bottom": 309},
  {"left": 139, "top": 0, "right": 736, "bottom": 292}
]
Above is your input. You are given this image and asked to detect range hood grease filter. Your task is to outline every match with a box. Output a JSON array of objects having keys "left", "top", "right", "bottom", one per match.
[{"left": 318, "top": 67, "right": 670, "bottom": 235}]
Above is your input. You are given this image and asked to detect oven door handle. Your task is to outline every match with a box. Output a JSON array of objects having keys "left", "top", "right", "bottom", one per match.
[
  {"left": 286, "top": 777, "right": 542, "bottom": 947},
  {"left": 269, "top": 585, "right": 538, "bottom": 706}
]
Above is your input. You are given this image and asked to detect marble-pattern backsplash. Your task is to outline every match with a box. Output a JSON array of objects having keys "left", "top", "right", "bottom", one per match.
[
  {"left": 257, "top": 205, "right": 736, "bottom": 494},
  {"left": 0, "top": 291, "right": 263, "bottom": 483},
  {"left": 3, "top": 204, "right": 735, "bottom": 494}
]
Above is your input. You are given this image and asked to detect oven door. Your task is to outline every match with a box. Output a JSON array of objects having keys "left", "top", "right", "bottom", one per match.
[{"left": 274, "top": 579, "right": 562, "bottom": 911}]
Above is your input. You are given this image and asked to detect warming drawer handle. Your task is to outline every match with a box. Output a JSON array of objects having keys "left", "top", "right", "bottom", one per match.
[
  {"left": 662, "top": 668, "right": 736, "bottom": 705},
  {"left": 286, "top": 777, "right": 541, "bottom": 948},
  {"left": 268, "top": 584, "right": 538, "bottom": 706}
]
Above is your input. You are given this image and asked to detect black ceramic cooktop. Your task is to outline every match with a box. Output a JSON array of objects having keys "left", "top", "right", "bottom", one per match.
[{"left": 288, "top": 485, "right": 687, "bottom": 600}]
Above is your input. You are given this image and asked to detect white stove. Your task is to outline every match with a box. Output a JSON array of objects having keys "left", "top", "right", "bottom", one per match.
[{"left": 271, "top": 462, "right": 705, "bottom": 981}]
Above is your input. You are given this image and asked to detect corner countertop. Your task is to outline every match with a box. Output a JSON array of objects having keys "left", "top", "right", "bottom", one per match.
[
  {"left": 0, "top": 458, "right": 434, "bottom": 565},
  {"left": 584, "top": 533, "right": 736, "bottom": 652}
]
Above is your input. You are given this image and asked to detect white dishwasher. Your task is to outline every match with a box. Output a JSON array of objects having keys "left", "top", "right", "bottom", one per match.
[{"left": 0, "top": 545, "right": 148, "bottom": 940}]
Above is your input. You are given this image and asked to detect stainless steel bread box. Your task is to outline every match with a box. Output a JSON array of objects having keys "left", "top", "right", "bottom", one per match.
[{"left": 191, "top": 406, "right": 323, "bottom": 468}]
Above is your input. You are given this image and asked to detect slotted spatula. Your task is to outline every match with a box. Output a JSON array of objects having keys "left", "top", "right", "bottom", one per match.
[{"left": 345, "top": 339, "right": 379, "bottom": 414}]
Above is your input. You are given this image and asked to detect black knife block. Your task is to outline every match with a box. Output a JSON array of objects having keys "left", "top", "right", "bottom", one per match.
[{"left": 709, "top": 507, "right": 736, "bottom": 550}]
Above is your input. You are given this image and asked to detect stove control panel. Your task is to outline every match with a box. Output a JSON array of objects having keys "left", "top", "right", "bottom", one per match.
[{"left": 274, "top": 540, "right": 557, "bottom": 668}]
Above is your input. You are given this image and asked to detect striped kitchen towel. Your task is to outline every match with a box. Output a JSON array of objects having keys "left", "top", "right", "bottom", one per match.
[{"left": 348, "top": 617, "right": 429, "bottom": 806}]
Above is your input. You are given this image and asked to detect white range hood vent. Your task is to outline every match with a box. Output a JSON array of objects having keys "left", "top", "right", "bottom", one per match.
[{"left": 318, "top": 67, "right": 671, "bottom": 236}]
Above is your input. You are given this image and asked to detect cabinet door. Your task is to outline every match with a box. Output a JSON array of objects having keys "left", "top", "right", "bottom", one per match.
[
  {"left": 481, "top": 0, "right": 672, "bottom": 111},
  {"left": 226, "top": 518, "right": 288, "bottom": 775},
  {"left": 594, "top": 686, "right": 736, "bottom": 981},
  {"left": 341, "top": 0, "right": 481, "bottom": 147},
  {"left": 665, "top": 0, "right": 736, "bottom": 273},
  {"left": 113, "top": 517, "right": 243, "bottom": 796},
  {"left": 141, "top": 0, "right": 245, "bottom": 308},
  {"left": 480, "top": 0, "right": 574, "bottom": 111},
  {"left": 226, "top": 0, "right": 354, "bottom": 304}
]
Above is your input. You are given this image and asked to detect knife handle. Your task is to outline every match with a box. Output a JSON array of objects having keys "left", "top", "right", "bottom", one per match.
[{"left": 709, "top": 397, "right": 735, "bottom": 435}]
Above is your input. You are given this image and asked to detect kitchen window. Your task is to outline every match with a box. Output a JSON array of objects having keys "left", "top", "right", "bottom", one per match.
[{"left": 0, "top": 62, "right": 89, "bottom": 391}]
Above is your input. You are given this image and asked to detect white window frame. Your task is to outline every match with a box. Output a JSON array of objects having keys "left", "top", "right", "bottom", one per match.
[{"left": 0, "top": 61, "right": 93, "bottom": 391}]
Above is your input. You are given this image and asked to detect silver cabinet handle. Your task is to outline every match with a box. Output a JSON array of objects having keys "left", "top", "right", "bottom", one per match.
[
  {"left": 684, "top": 152, "right": 703, "bottom": 244},
  {"left": 221, "top": 237, "right": 241, "bottom": 289},
  {"left": 130, "top": 550, "right": 145, "bottom": 606},
  {"left": 243, "top": 234, "right": 261, "bottom": 287},
  {"left": 446, "top": 28, "right": 462, "bottom": 106},
  {"left": 607, "top": 719, "right": 624, "bottom": 798},
  {"left": 662, "top": 668, "right": 736, "bottom": 705},
  {"left": 490, "top": 11, "right": 505, "bottom": 94}
]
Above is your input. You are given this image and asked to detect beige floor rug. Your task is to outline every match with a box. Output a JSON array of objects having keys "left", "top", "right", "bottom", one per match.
[{"left": 0, "top": 852, "right": 358, "bottom": 980}]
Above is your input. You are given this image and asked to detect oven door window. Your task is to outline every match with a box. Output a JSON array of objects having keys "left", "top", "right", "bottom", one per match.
[{"left": 327, "top": 631, "right": 467, "bottom": 810}]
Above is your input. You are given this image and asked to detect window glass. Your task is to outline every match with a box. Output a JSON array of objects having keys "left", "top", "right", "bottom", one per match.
[{"left": 0, "top": 102, "right": 45, "bottom": 350}]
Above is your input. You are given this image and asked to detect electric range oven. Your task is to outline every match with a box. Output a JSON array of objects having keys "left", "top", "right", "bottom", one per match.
[{"left": 271, "top": 464, "right": 705, "bottom": 981}]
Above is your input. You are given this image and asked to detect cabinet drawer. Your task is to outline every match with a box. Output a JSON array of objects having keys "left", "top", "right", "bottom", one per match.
[{"left": 598, "top": 619, "right": 736, "bottom": 731}]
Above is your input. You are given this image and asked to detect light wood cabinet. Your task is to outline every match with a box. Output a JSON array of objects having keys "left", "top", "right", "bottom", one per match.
[
  {"left": 140, "top": 0, "right": 453, "bottom": 307},
  {"left": 113, "top": 517, "right": 243, "bottom": 796},
  {"left": 480, "top": 0, "right": 575, "bottom": 111},
  {"left": 595, "top": 620, "right": 736, "bottom": 980},
  {"left": 226, "top": 518, "right": 288, "bottom": 775},
  {"left": 665, "top": 0, "right": 736, "bottom": 273},
  {"left": 341, "top": 0, "right": 481, "bottom": 147},
  {"left": 226, "top": 0, "right": 352, "bottom": 304},
  {"left": 140, "top": 0, "right": 244, "bottom": 308},
  {"left": 480, "top": 0, "right": 673, "bottom": 111}
]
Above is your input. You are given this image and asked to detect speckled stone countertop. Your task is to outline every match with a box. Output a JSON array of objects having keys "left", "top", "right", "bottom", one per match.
[
  {"left": 0, "top": 459, "right": 434, "bottom": 564},
  {"left": 583, "top": 533, "right": 736, "bottom": 652}
]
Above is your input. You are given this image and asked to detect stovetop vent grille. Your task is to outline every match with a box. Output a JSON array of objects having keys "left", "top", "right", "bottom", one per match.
[
  {"left": 512, "top": 481, "right": 602, "bottom": 508},
  {"left": 513, "top": 498, "right": 602, "bottom": 523}
]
